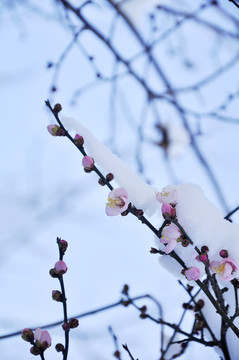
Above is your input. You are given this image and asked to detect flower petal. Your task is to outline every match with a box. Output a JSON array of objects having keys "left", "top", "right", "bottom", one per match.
[
  {"left": 164, "top": 239, "right": 177, "bottom": 254},
  {"left": 110, "top": 187, "right": 128, "bottom": 199}
]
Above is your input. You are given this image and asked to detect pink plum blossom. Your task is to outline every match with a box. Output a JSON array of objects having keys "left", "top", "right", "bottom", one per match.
[
  {"left": 82, "top": 156, "right": 94, "bottom": 170},
  {"left": 34, "top": 328, "right": 52, "bottom": 349},
  {"left": 74, "top": 134, "right": 84, "bottom": 146},
  {"left": 184, "top": 267, "right": 200, "bottom": 281},
  {"left": 161, "top": 203, "right": 176, "bottom": 218},
  {"left": 210, "top": 258, "right": 238, "bottom": 281},
  {"left": 47, "top": 124, "right": 60, "bottom": 136},
  {"left": 160, "top": 223, "right": 181, "bottom": 254},
  {"left": 156, "top": 186, "right": 178, "bottom": 205},
  {"left": 105, "top": 188, "right": 129, "bottom": 216},
  {"left": 54, "top": 260, "right": 67, "bottom": 275},
  {"left": 195, "top": 253, "right": 209, "bottom": 264}
]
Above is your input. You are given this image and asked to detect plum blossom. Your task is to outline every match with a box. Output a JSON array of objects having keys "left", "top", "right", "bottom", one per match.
[
  {"left": 161, "top": 203, "right": 176, "bottom": 218},
  {"left": 34, "top": 328, "right": 52, "bottom": 349},
  {"left": 184, "top": 267, "right": 200, "bottom": 281},
  {"left": 160, "top": 223, "right": 182, "bottom": 254},
  {"left": 106, "top": 188, "right": 129, "bottom": 216},
  {"left": 156, "top": 186, "right": 178, "bottom": 205},
  {"left": 54, "top": 260, "right": 67, "bottom": 275},
  {"left": 195, "top": 253, "right": 209, "bottom": 265},
  {"left": 82, "top": 156, "right": 94, "bottom": 171},
  {"left": 74, "top": 133, "right": 84, "bottom": 147},
  {"left": 210, "top": 258, "right": 238, "bottom": 281},
  {"left": 47, "top": 124, "right": 65, "bottom": 136},
  {"left": 47, "top": 124, "right": 60, "bottom": 136}
]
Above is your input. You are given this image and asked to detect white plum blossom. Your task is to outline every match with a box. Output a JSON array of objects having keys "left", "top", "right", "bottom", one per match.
[
  {"left": 106, "top": 188, "right": 129, "bottom": 216},
  {"left": 156, "top": 185, "right": 178, "bottom": 205}
]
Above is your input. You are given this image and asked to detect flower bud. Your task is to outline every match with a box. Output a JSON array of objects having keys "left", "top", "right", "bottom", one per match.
[
  {"left": 49, "top": 268, "right": 58, "bottom": 278},
  {"left": 139, "top": 313, "right": 148, "bottom": 319},
  {"left": 161, "top": 203, "right": 176, "bottom": 218},
  {"left": 98, "top": 178, "right": 106, "bottom": 186},
  {"left": 21, "top": 328, "right": 34, "bottom": 342},
  {"left": 122, "top": 284, "right": 129, "bottom": 295},
  {"left": 47, "top": 124, "right": 65, "bottom": 136},
  {"left": 68, "top": 318, "right": 79, "bottom": 329},
  {"left": 181, "top": 239, "right": 190, "bottom": 247},
  {"left": 136, "top": 209, "right": 144, "bottom": 218},
  {"left": 57, "top": 238, "right": 68, "bottom": 254},
  {"left": 34, "top": 328, "right": 52, "bottom": 350},
  {"left": 54, "top": 260, "right": 67, "bottom": 275},
  {"left": 201, "top": 245, "right": 209, "bottom": 253},
  {"left": 184, "top": 267, "right": 200, "bottom": 281},
  {"left": 82, "top": 156, "right": 94, "bottom": 171},
  {"left": 220, "top": 249, "right": 228, "bottom": 258},
  {"left": 140, "top": 305, "right": 147, "bottom": 313},
  {"left": 53, "top": 103, "right": 62, "bottom": 113},
  {"left": 195, "top": 299, "right": 204, "bottom": 310},
  {"left": 106, "top": 173, "right": 114, "bottom": 182},
  {"left": 47, "top": 124, "right": 60, "bottom": 136},
  {"left": 52, "top": 290, "right": 63, "bottom": 302},
  {"left": 30, "top": 346, "right": 41, "bottom": 356},
  {"left": 74, "top": 134, "right": 84, "bottom": 147},
  {"left": 55, "top": 343, "right": 65, "bottom": 352},
  {"left": 62, "top": 323, "right": 70, "bottom": 331},
  {"left": 195, "top": 253, "right": 209, "bottom": 264},
  {"left": 114, "top": 350, "right": 121, "bottom": 359}
]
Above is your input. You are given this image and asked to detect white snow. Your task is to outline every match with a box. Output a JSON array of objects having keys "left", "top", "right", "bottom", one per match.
[{"left": 61, "top": 115, "right": 160, "bottom": 215}]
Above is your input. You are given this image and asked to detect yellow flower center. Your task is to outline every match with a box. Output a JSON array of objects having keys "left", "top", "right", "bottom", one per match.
[
  {"left": 161, "top": 190, "right": 170, "bottom": 197},
  {"left": 107, "top": 197, "right": 124, "bottom": 208},
  {"left": 213, "top": 263, "right": 226, "bottom": 274}
]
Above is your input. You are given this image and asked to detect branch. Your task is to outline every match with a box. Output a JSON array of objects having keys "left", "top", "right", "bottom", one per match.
[{"left": 0, "top": 295, "right": 154, "bottom": 340}]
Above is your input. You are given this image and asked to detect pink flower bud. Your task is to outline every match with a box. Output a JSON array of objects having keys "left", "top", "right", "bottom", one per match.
[
  {"left": 82, "top": 156, "right": 94, "bottom": 171},
  {"left": 200, "top": 254, "right": 207, "bottom": 262},
  {"left": 184, "top": 267, "right": 200, "bottom": 281},
  {"left": 219, "top": 249, "right": 228, "bottom": 258},
  {"left": 54, "top": 260, "right": 67, "bottom": 275},
  {"left": 21, "top": 328, "right": 34, "bottom": 342},
  {"left": 47, "top": 124, "right": 65, "bottom": 136},
  {"left": 58, "top": 239, "right": 68, "bottom": 254},
  {"left": 47, "top": 124, "right": 60, "bottom": 136},
  {"left": 195, "top": 253, "right": 209, "bottom": 264},
  {"left": 34, "top": 328, "right": 52, "bottom": 350},
  {"left": 74, "top": 134, "right": 84, "bottom": 147},
  {"left": 161, "top": 203, "right": 176, "bottom": 218}
]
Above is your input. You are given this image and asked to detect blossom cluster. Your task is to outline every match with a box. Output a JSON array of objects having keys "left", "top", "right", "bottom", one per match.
[
  {"left": 155, "top": 185, "right": 238, "bottom": 282},
  {"left": 47, "top": 122, "right": 239, "bottom": 285},
  {"left": 21, "top": 328, "right": 52, "bottom": 355}
]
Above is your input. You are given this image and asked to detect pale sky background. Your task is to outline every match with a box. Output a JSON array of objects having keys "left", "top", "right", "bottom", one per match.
[{"left": 0, "top": 0, "right": 239, "bottom": 359}]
